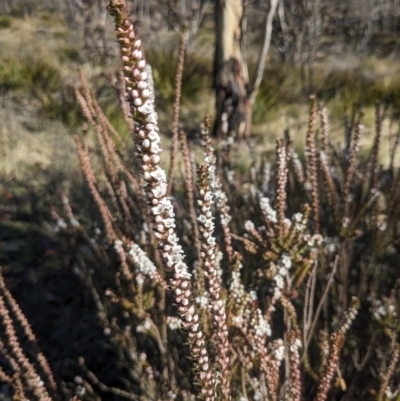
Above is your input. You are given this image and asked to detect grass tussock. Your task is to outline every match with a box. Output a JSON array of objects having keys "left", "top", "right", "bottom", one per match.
[
  {"left": 0, "top": 14, "right": 12, "bottom": 28},
  {"left": 146, "top": 46, "right": 211, "bottom": 108},
  {"left": 254, "top": 62, "right": 400, "bottom": 123},
  {"left": 0, "top": 56, "right": 61, "bottom": 93}
]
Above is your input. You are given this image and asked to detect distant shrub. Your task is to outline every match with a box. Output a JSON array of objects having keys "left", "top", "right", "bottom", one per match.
[
  {"left": 253, "top": 65, "right": 296, "bottom": 123},
  {"left": 0, "top": 15, "right": 12, "bottom": 28},
  {"left": 0, "top": 57, "right": 60, "bottom": 93},
  {"left": 57, "top": 46, "right": 81, "bottom": 63},
  {"left": 146, "top": 46, "right": 211, "bottom": 108}
]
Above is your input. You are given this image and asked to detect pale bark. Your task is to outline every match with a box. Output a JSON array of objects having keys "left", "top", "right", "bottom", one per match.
[
  {"left": 214, "top": 0, "right": 279, "bottom": 138},
  {"left": 213, "top": 0, "right": 247, "bottom": 138}
]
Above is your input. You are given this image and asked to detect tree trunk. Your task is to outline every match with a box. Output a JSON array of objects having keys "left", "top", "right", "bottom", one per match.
[
  {"left": 213, "top": 0, "right": 279, "bottom": 139},
  {"left": 213, "top": 0, "right": 248, "bottom": 138}
]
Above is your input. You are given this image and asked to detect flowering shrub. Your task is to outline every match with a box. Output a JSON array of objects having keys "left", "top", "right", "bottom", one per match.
[{"left": 1, "top": 1, "right": 400, "bottom": 401}]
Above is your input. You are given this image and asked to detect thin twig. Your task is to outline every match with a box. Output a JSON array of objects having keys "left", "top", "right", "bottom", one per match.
[
  {"left": 305, "top": 256, "right": 339, "bottom": 352},
  {"left": 167, "top": 32, "right": 186, "bottom": 196}
]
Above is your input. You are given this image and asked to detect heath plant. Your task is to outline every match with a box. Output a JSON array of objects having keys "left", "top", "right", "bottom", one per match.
[{"left": 1, "top": 1, "right": 400, "bottom": 401}]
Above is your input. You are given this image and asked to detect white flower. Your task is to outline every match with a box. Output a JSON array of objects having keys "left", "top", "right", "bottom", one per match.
[
  {"left": 55, "top": 219, "right": 67, "bottom": 231},
  {"left": 150, "top": 141, "right": 161, "bottom": 154},
  {"left": 198, "top": 215, "right": 207, "bottom": 223},
  {"left": 260, "top": 197, "right": 277, "bottom": 223},
  {"left": 136, "top": 274, "right": 144, "bottom": 286},
  {"left": 254, "top": 391, "right": 262, "bottom": 401},
  {"left": 245, "top": 220, "right": 255, "bottom": 231},
  {"left": 70, "top": 218, "right": 80, "bottom": 227},
  {"left": 294, "top": 213, "right": 303, "bottom": 223},
  {"left": 167, "top": 317, "right": 182, "bottom": 330},
  {"left": 195, "top": 296, "right": 209, "bottom": 308},
  {"left": 145, "top": 111, "right": 158, "bottom": 124},
  {"left": 275, "top": 275, "right": 284, "bottom": 289},
  {"left": 114, "top": 239, "right": 123, "bottom": 249},
  {"left": 152, "top": 204, "right": 165, "bottom": 215},
  {"left": 311, "top": 234, "right": 323, "bottom": 246},
  {"left": 137, "top": 101, "right": 153, "bottom": 115},
  {"left": 280, "top": 254, "right": 292, "bottom": 269},
  {"left": 342, "top": 217, "right": 350, "bottom": 228},
  {"left": 175, "top": 262, "right": 191, "bottom": 279},
  {"left": 204, "top": 192, "right": 212, "bottom": 202},
  {"left": 147, "top": 131, "right": 160, "bottom": 142},
  {"left": 163, "top": 218, "right": 175, "bottom": 228},
  {"left": 167, "top": 233, "right": 178, "bottom": 244},
  {"left": 160, "top": 198, "right": 173, "bottom": 211},
  {"left": 273, "top": 289, "right": 281, "bottom": 299},
  {"left": 150, "top": 167, "right": 166, "bottom": 181},
  {"left": 284, "top": 218, "right": 292, "bottom": 227},
  {"left": 151, "top": 182, "right": 167, "bottom": 198},
  {"left": 249, "top": 291, "right": 258, "bottom": 301},
  {"left": 207, "top": 237, "right": 216, "bottom": 246},
  {"left": 203, "top": 219, "right": 214, "bottom": 229},
  {"left": 273, "top": 340, "right": 285, "bottom": 362},
  {"left": 166, "top": 253, "right": 184, "bottom": 267}
]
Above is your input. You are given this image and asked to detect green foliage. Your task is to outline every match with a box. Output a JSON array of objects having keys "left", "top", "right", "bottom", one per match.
[
  {"left": 0, "top": 56, "right": 83, "bottom": 125},
  {"left": 0, "top": 15, "right": 12, "bottom": 28},
  {"left": 253, "top": 66, "right": 297, "bottom": 123},
  {"left": 253, "top": 64, "right": 400, "bottom": 122},
  {"left": 146, "top": 46, "right": 211, "bottom": 108},
  {"left": 0, "top": 57, "right": 61, "bottom": 92},
  {"left": 57, "top": 46, "right": 81, "bottom": 63},
  {"left": 316, "top": 68, "right": 400, "bottom": 113},
  {"left": 317, "top": 69, "right": 374, "bottom": 108}
]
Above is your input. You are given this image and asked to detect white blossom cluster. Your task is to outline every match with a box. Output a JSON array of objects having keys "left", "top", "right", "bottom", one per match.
[
  {"left": 324, "top": 236, "right": 339, "bottom": 254},
  {"left": 272, "top": 253, "right": 292, "bottom": 299},
  {"left": 384, "top": 386, "right": 400, "bottom": 399},
  {"left": 290, "top": 338, "right": 302, "bottom": 352},
  {"left": 197, "top": 191, "right": 215, "bottom": 229},
  {"left": 229, "top": 265, "right": 246, "bottom": 309},
  {"left": 370, "top": 296, "right": 398, "bottom": 322},
  {"left": 292, "top": 212, "right": 304, "bottom": 231},
  {"left": 214, "top": 188, "right": 232, "bottom": 226},
  {"left": 272, "top": 339, "right": 285, "bottom": 366},
  {"left": 166, "top": 316, "right": 182, "bottom": 330},
  {"left": 303, "top": 234, "right": 324, "bottom": 248},
  {"left": 229, "top": 263, "right": 271, "bottom": 343},
  {"left": 253, "top": 391, "right": 262, "bottom": 401},
  {"left": 244, "top": 220, "right": 255, "bottom": 232},
  {"left": 114, "top": 239, "right": 123, "bottom": 251},
  {"left": 167, "top": 390, "right": 177, "bottom": 400},
  {"left": 337, "top": 297, "right": 360, "bottom": 335},
  {"left": 377, "top": 218, "right": 388, "bottom": 232},
  {"left": 128, "top": 242, "right": 166, "bottom": 287},
  {"left": 251, "top": 308, "right": 272, "bottom": 340},
  {"left": 259, "top": 197, "right": 277, "bottom": 224},
  {"left": 342, "top": 216, "right": 351, "bottom": 228},
  {"left": 195, "top": 295, "right": 209, "bottom": 309},
  {"left": 54, "top": 218, "right": 67, "bottom": 232},
  {"left": 136, "top": 318, "right": 152, "bottom": 333},
  {"left": 111, "top": 9, "right": 216, "bottom": 397}
]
